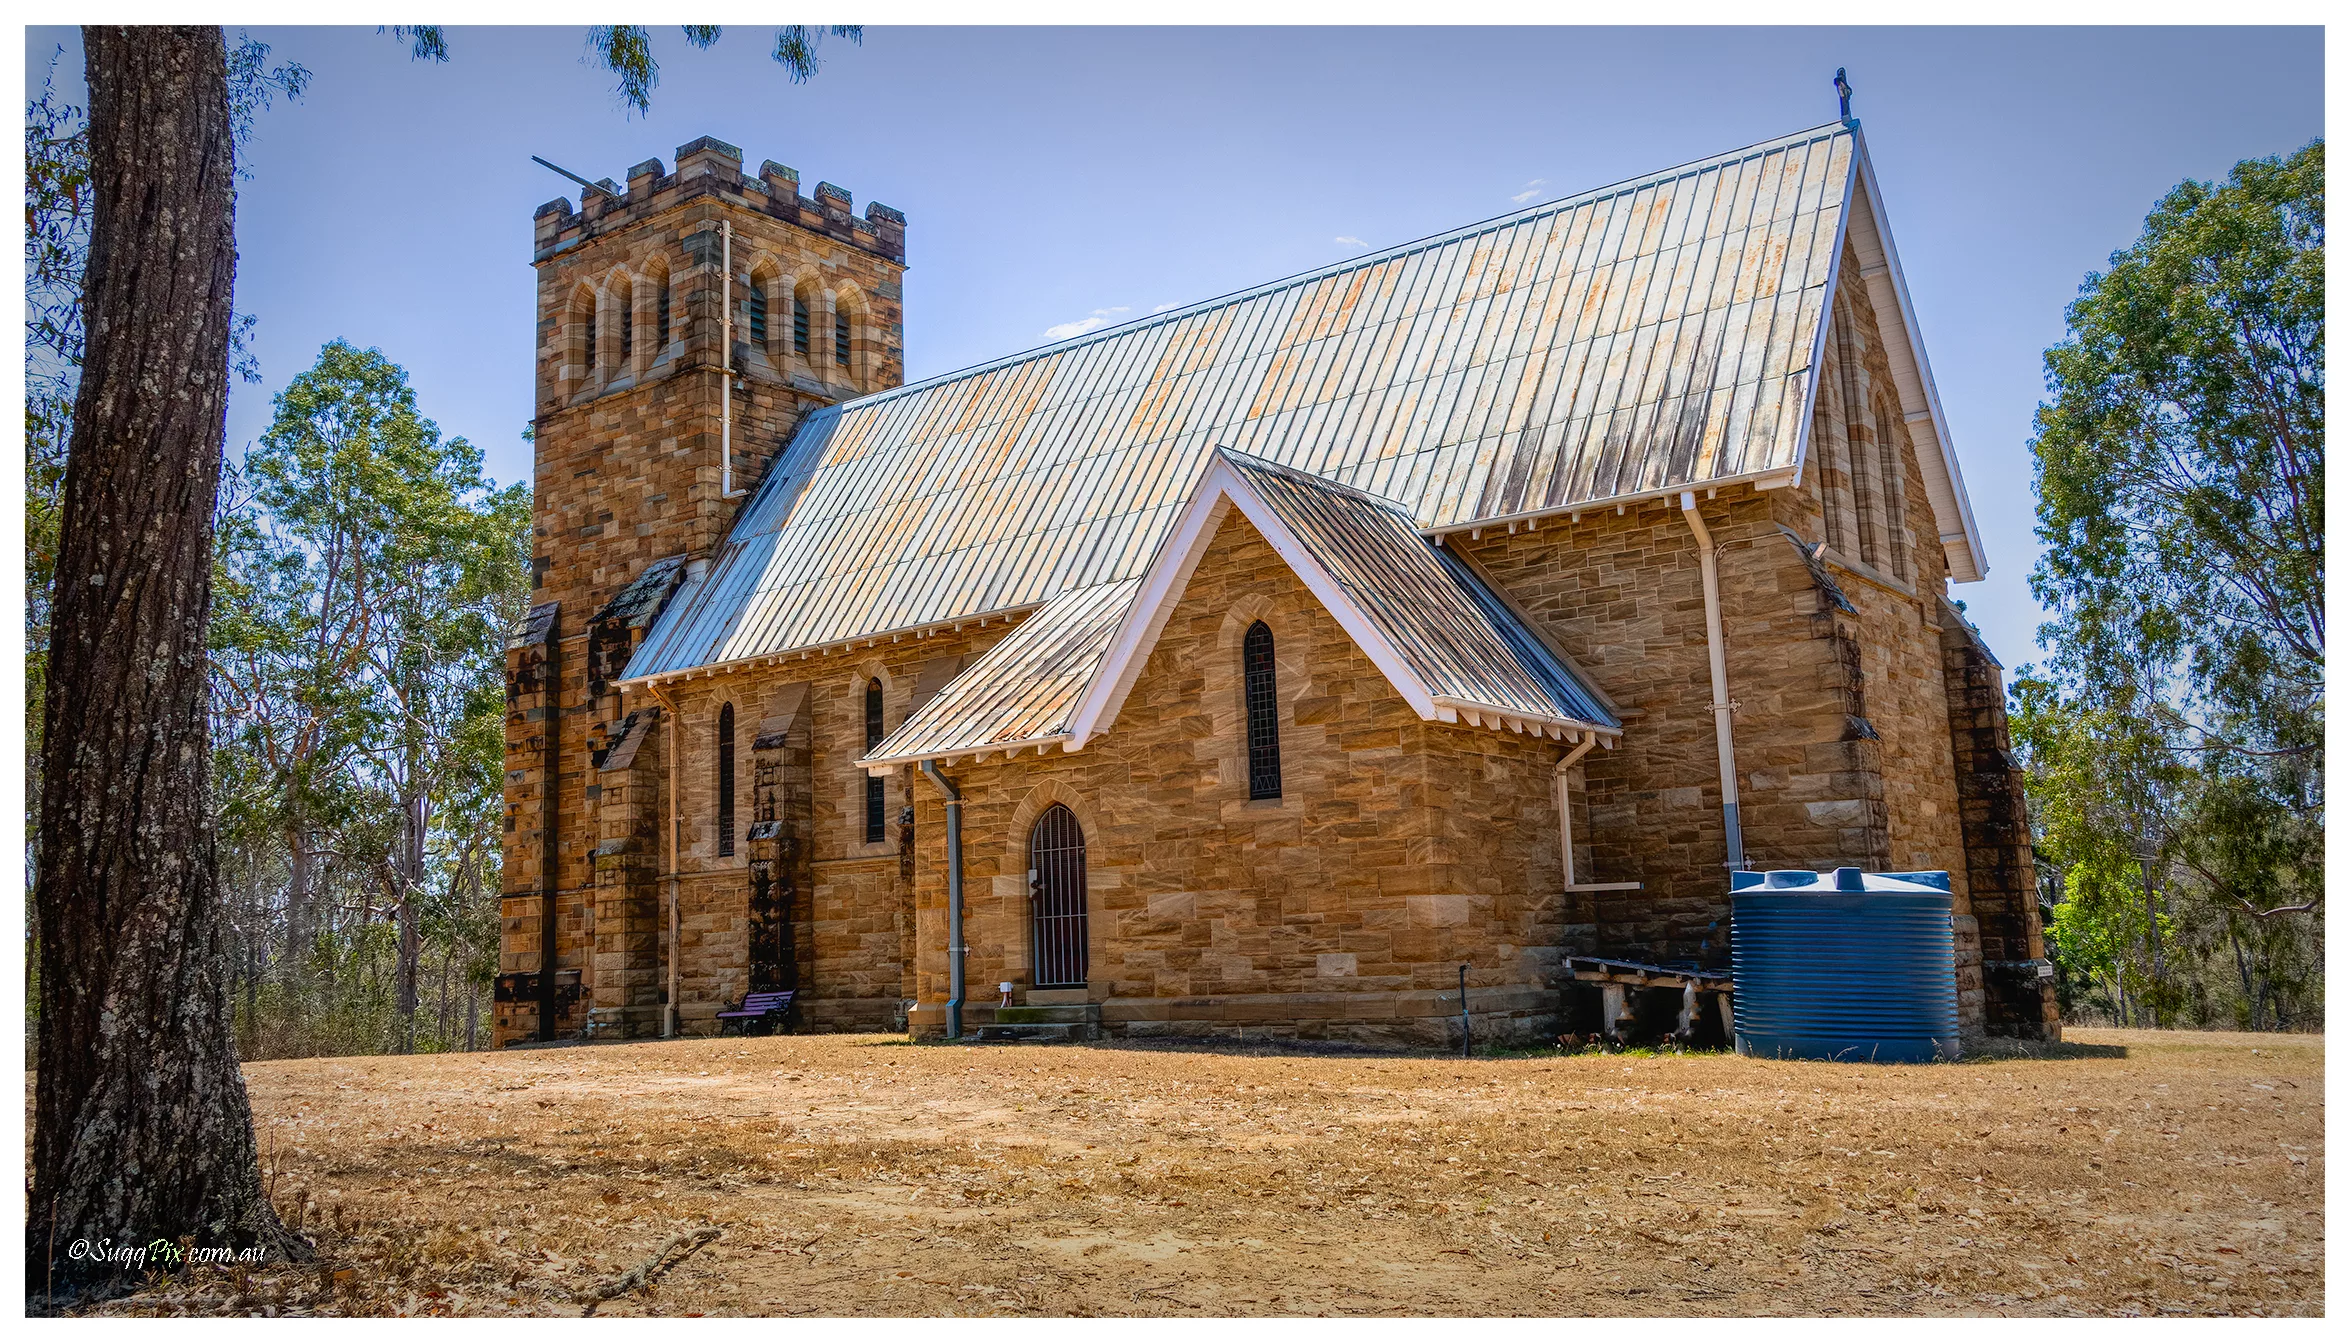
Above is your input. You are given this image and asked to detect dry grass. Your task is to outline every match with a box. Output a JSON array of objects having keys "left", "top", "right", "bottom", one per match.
[{"left": 84, "top": 1027, "right": 2320, "bottom": 1317}]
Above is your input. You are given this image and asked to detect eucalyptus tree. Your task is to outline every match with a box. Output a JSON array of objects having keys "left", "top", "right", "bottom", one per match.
[
  {"left": 2020, "top": 141, "right": 2323, "bottom": 1028},
  {"left": 28, "top": 27, "right": 304, "bottom": 1299},
  {"left": 219, "top": 341, "right": 529, "bottom": 1050},
  {"left": 30, "top": 22, "right": 859, "bottom": 1296}
]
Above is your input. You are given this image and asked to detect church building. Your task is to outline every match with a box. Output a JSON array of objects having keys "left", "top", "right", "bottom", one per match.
[{"left": 497, "top": 116, "right": 2059, "bottom": 1049}]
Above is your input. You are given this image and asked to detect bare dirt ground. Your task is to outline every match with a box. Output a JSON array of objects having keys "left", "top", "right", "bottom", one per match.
[{"left": 84, "top": 1027, "right": 2319, "bottom": 1317}]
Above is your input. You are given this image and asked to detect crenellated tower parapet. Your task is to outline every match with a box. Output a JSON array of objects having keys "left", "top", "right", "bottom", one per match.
[{"left": 502, "top": 134, "right": 909, "bottom": 1046}]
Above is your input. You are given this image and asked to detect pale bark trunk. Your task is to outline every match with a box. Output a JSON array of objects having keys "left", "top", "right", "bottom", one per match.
[
  {"left": 30, "top": 26, "right": 305, "bottom": 1302},
  {"left": 283, "top": 811, "right": 312, "bottom": 979},
  {"left": 395, "top": 792, "right": 424, "bottom": 1053}
]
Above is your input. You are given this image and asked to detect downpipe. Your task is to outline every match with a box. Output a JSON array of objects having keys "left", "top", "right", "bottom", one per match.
[
  {"left": 1679, "top": 491, "right": 1745, "bottom": 871},
  {"left": 647, "top": 680, "right": 683, "bottom": 1038},
  {"left": 1553, "top": 735, "right": 1596, "bottom": 888},
  {"left": 919, "top": 760, "right": 966, "bottom": 1041}
]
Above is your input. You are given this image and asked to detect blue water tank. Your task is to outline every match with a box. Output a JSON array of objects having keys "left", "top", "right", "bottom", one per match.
[{"left": 1730, "top": 867, "right": 1960, "bottom": 1063}]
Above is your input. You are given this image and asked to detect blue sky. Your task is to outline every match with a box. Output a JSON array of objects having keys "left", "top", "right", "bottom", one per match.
[{"left": 24, "top": 24, "right": 2323, "bottom": 666}]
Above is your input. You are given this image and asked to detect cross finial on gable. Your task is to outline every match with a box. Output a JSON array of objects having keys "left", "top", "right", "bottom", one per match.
[{"left": 1834, "top": 68, "right": 1855, "bottom": 123}]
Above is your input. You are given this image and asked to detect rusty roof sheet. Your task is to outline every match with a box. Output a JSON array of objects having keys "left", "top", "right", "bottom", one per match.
[
  {"left": 859, "top": 578, "right": 1141, "bottom": 766},
  {"left": 1219, "top": 452, "right": 1618, "bottom": 732},
  {"left": 861, "top": 450, "right": 1615, "bottom": 769},
  {"left": 627, "top": 122, "right": 1872, "bottom": 682}
]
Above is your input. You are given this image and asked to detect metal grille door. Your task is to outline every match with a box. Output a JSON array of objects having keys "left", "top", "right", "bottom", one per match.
[{"left": 1028, "top": 804, "right": 1089, "bottom": 988}]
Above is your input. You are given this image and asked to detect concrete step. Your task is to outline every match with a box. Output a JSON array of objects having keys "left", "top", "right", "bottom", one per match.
[{"left": 966, "top": 1002, "right": 1100, "bottom": 1042}]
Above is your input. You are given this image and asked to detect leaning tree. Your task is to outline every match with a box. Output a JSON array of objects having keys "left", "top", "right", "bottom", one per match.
[
  {"left": 29, "top": 27, "right": 304, "bottom": 1299},
  {"left": 28, "top": 23, "right": 865, "bottom": 1301}
]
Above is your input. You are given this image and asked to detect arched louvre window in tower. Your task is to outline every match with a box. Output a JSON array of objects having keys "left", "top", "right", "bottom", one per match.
[
  {"left": 864, "top": 679, "right": 885, "bottom": 843},
  {"left": 1244, "top": 621, "right": 1282, "bottom": 800},
  {"left": 656, "top": 277, "right": 671, "bottom": 347},
  {"left": 793, "top": 296, "right": 811, "bottom": 355},
  {"left": 834, "top": 310, "right": 851, "bottom": 370},
  {"left": 745, "top": 282, "right": 768, "bottom": 347},
  {"left": 616, "top": 278, "right": 634, "bottom": 363}
]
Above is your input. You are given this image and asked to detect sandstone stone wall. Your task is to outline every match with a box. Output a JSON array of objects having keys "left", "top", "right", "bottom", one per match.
[
  {"left": 1450, "top": 257, "right": 2028, "bottom": 1040},
  {"left": 498, "top": 136, "right": 907, "bottom": 1047},
  {"left": 900, "top": 511, "right": 1574, "bottom": 1047}
]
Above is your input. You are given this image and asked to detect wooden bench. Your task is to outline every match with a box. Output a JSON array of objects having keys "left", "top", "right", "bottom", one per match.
[
  {"left": 1564, "top": 956, "right": 1732, "bottom": 1045},
  {"left": 716, "top": 990, "right": 796, "bottom": 1036}
]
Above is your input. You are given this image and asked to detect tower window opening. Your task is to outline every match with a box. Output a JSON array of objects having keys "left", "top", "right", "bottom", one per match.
[
  {"left": 582, "top": 303, "right": 597, "bottom": 381},
  {"left": 656, "top": 279, "right": 671, "bottom": 347},
  {"left": 619, "top": 295, "right": 634, "bottom": 361},
  {"left": 746, "top": 282, "right": 768, "bottom": 347},
  {"left": 834, "top": 310, "right": 851, "bottom": 369},
  {"left": 793, "top": 297, "right": 811, "bottom": 356}
]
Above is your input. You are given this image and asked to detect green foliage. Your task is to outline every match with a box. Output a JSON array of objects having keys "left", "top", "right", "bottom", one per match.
[
  {"left": 394, "top": 24, "right": 866, "bottom": 115},
  {"left": 211, "top": 342, "right": 528, "bottom": 1057},
  {"left": 2020, "top": 142, "right": 2324, "bottom": 1030},
  {"left": 2030, "top": 140, "right": 2322, "bottom": 741},
  {"left": 584, "top": 24, "right": 864, "bottom": 111}
]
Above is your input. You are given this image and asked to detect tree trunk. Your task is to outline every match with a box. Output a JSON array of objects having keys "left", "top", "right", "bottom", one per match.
[
  {"left": 29, "top": 26, "right": 305, "bottom": 1303},
  {"left": 395, "top": 792, "right": 425, "bottom": 1053},
  {"left": 283, "top": 812, "right": 311, "bottom": 984}
]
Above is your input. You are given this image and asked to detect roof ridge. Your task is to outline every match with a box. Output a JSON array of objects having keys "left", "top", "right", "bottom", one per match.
[{"left": 814, "top": 120, "right": 1856, "bottom": 418}]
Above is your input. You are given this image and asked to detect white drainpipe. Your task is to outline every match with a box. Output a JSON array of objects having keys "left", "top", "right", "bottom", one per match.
[
  {"left": 1679, "top": 491, "right": 1745, "bottom": 870},
  {"left": 1554, "top": 735, "right": 1595, "bottom": 887},
  {"left": 719, "top": 220, "right": 742, "bottom": 499}
]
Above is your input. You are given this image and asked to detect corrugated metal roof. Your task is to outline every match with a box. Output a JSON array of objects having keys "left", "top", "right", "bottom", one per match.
[
  {"left": 862, "top": 449, "right": 1616, "bottom": 770},
  {"left": 859, "top": 578, "right": 1140, "bottom": 766},
  {"left": 627, "top": 122, "right": 1868, "bottom": 682},
  {"left": 1219, "top": 452, "right": 1618, "bottom": 732}
]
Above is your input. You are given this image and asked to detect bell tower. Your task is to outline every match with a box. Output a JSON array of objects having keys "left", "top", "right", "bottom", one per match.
[{"left": 497, "top": 136, "right": 908, "bottom": 1044}]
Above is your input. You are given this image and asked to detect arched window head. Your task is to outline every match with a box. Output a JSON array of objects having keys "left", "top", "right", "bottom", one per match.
[
  {"left": 745, "top": 281, "right": 768, "bottom": 348},
  {"left": 1243, "top": 621, "right": 1282, "bottom": 799},
  {"left": 717, "top": 703, "right": 736, "bottom": 858},
  {"left": 864, "top": 679, "right": 886, "bottom": 843}
]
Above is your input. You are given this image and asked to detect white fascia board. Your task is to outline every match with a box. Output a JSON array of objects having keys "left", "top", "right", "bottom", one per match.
[
  {"left": 1066, "top": 452, "right": 1447, "bottom": 749},
  {"left": 1850, "top": 128, "right": 1987, "bottom": 583},
  {"left": 1223, "top": 472, "right": 1442, "bottom": 722},
  {"left": 1063, "top": 481, "right": 1237, "bottom": 752}
]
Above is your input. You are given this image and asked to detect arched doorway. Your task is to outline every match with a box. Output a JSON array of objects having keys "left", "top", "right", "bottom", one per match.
[{"left": 1028, "top": 804, "right": 1089, "bottom": 988}]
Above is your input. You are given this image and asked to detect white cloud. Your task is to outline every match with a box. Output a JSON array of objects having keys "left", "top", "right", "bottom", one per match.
[
  {"left": 1511, "top": 178, "right": 1548, "bottom": 204},
  {"left": 1334, "top": 235, "right": 1367, "bottom": 249},
  {"left": 1151, "top": 302, "right": 1182, "bottom": 314},
  {"left": 1042, "top": 306, "right": 1131, "bottom": 341}
]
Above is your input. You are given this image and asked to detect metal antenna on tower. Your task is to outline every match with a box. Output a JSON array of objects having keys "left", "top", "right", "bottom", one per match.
[
  {"left": 1834, "top": 69, "right": 1855, "bottom": 123},
  {"left": 532, "top": 154, "right": 617, "bottom": 197}
]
